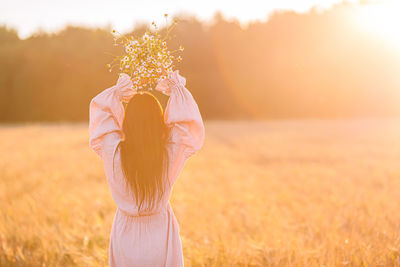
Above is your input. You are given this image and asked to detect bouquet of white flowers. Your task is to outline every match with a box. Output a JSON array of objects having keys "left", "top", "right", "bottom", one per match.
[{"left": 106, "top": 14, "right": 184, "bottom": 92}]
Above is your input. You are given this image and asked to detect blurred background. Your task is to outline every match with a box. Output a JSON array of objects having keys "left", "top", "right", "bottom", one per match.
[{"left": 1, "top": 0, "right": 400, "bottom": 121}]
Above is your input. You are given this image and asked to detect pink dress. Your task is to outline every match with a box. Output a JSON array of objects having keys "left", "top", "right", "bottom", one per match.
[{"left": 89, "top": 71, "right": 205, "bottom": 267}]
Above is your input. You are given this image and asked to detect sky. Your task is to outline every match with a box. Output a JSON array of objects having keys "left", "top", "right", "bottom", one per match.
[{"left": 1, "top": 0, "right": 359, "bottom": 39}]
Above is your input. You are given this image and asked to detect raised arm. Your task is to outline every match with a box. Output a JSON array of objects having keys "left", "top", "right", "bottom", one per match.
[
  {"left": 89, "top": 73, "right": 136, "bottom": 158},
  {"left": 155, "top": 70, "right": 205, "bottom": 158}
]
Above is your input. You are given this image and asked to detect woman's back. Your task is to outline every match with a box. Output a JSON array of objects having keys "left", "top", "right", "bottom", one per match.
[
  {"left": 110, "top": 136, "right": 186, "bottom": 215},
  {"left": 89, "top": 70, "right": 205, "bottom": 266}
]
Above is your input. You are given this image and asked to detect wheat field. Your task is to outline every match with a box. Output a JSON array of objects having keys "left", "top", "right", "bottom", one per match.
[{"left": 1, "top": 119, "right": 400, "bottom": 266}]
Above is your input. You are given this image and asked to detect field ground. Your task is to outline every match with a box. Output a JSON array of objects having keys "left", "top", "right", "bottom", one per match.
[{"left": 1, "top": 119, "right": 400, "bottom": 266}]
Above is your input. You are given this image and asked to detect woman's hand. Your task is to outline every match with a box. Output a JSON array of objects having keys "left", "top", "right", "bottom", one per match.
[
  {"left": 155, "top": 69, "right": 183, "bottom": 96},
  {"left": 117, "top": 73, "right": 136, "bottom": 102}
]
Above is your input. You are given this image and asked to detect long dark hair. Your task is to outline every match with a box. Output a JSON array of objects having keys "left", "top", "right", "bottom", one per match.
[{"left": 120, "top": 92, "right": 169, "bottom": 212}]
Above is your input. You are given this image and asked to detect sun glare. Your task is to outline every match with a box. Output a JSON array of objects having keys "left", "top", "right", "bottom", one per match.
[{"left": 354, "top": 1, "right": 400, "bottom": 49}]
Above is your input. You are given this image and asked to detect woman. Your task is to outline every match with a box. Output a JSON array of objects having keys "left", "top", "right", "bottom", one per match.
[{"left": 89, "top": 70, "right": 205, "bottom": 266}]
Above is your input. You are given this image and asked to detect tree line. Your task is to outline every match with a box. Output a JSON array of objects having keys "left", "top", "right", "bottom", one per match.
[{"left": 1, "top": 2, "right": 399, "bottom": 122}]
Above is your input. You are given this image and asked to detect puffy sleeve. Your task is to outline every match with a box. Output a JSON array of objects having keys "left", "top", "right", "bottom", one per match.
[
  {"left": 89, "top": 73, "right": 136, "bottom": 158},
  {"left": 155, "top": 70, "right": 205, "bottom": 158}
]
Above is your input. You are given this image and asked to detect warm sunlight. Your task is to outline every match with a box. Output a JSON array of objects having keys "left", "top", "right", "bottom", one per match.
[
  {"left": 354, "top": 1, "right": 400, "bottom": 49},
  {"left": 3, "top": 0, "right": 400, "bottom": 265}
]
